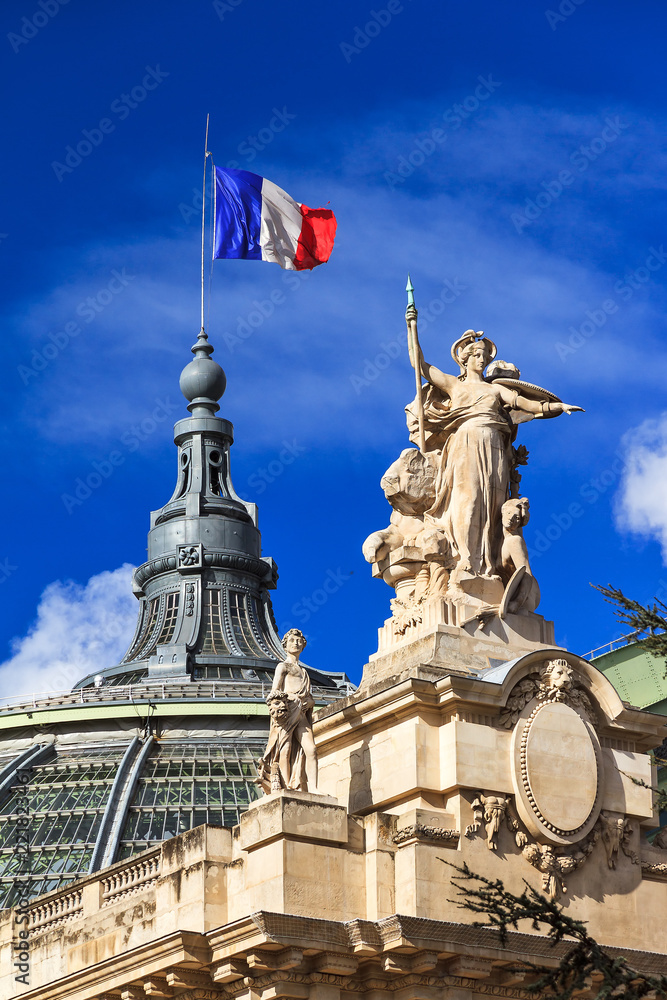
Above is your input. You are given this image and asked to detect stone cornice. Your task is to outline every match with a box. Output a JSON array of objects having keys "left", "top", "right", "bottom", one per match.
[
  {"left": 205, "top": 910, "right": 667, "bottom": 974},
  {"left": 314, "top": 650, "right": 667, "bottom": 753},
  {"left": 15, "top": 930, "right": 209, "bottom": 1000}
]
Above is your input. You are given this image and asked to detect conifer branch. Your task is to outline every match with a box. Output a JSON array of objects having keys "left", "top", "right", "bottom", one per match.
[
  {"left": 592, "top": 584, "right": 667, "bottom": 666},
  {"left": 443, "top": 860, "right": 667, "bottom": 1000}
]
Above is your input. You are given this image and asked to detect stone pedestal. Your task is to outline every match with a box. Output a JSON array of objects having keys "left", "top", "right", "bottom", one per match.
[
  {"left": 363, "top": 596, "right": 556, "bottom": 691},
  {"left": 238, "top": 790, "right": 363, "bottom": 921},
  {"left": 239, "top": 790, "right": 347, "bottom": 850}
]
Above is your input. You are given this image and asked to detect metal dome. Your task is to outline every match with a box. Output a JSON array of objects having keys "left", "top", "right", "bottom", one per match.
[{"left": 0, "top": 331, "right": 352, "bottom": 910}]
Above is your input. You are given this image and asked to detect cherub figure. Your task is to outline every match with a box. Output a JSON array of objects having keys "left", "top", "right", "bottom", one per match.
[
  {"left": 362, "top": 448, "right": 450, "bottom": 604},
  {"left": 500, "top": 497, "right": 540, "bottom": 615}
]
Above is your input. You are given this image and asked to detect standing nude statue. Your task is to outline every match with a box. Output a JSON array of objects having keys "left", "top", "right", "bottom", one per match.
[{"left": 256, "top": 629, "right": 318, "bottom": 794}]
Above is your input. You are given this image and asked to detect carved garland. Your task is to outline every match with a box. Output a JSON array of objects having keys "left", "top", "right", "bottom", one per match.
[
  {"left": 498, "top": 665, "right": 597, "bottom": 730},
  {"left": 466, "top": 790, "right": 598, "bottom": 897},
  {"left": 465, "top": 790, "right": 640, "bottom": 899},
  {"left": 393, "top": 824, "right": 460, "bottom": 846}
]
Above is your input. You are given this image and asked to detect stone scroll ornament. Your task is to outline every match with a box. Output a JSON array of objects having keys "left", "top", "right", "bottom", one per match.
[
  {"left": 362, "top": 278, "right": 584, "bottom": 633},
  {"left": 256, "top": 629, "right": 318, "bottom": 794},
  {"left": 466, "top": 659, "right": 638, "bottom": 898}
]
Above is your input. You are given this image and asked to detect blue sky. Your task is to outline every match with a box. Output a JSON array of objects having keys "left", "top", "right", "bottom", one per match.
[{"left": 2, "top": 0, "right": 667, "bottom": 694}]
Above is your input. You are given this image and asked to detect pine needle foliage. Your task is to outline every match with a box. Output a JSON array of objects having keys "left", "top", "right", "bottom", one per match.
[
  {"left": 444, "top": 860, "right": 667, "bottom": 1000},
  {"left": 592, "top": 583, "right": 667, "bottom": 812},
  {"left": 593, "top": 584, "right": 667, "bottom": 666}
]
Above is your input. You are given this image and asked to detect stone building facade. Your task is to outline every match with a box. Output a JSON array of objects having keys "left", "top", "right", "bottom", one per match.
[
  {"left": 2, "top": 316, "right": 667, "bottom": 998},
  {"left": 2, "top": 617, "right": 666, "bottom": 998}
]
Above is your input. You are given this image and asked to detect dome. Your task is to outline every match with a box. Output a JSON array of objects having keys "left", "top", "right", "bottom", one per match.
[
  {"left": 0, "top": 330, "right": 353, "bottom": 911},
  {"left": 0, "top": 670, "right": 347, "bottom": 908}
]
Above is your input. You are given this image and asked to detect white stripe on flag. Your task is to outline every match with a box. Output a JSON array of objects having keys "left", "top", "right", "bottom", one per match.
[{"left": 260, "top": 178, "right": 302, "bottom": 269}]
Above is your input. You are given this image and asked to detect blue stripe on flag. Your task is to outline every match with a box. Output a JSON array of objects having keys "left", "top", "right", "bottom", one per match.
[{"left": 213, "top": 167, "right": 263, "bottom": 260}]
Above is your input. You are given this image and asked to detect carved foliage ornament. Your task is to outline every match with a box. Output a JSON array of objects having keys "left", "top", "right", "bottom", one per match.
[
  {"left": 499, "top": 659, "right": 596, "bottom": 730},
  {"left": 466, "top": 792, "right": 637, "bottom": 898}
]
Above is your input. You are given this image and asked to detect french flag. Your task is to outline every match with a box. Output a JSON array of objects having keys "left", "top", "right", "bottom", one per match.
[{"left": 213, "top": 167, "right": 337, "bottom": 271}]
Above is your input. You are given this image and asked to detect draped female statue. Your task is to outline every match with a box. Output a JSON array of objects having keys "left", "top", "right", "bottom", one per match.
[
  {"left": 407, "top": 312, "right": 583, "bottom": 601},
  {"left": 256, "top": 629, "right": 318, "bottom": 794}
]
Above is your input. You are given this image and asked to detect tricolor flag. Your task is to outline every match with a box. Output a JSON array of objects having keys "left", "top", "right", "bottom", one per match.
[{"left": 213, "top": 167, "right": 337, "bottom": 271}]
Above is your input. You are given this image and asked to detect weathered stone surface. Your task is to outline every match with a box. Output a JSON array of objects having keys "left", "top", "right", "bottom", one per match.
[
  {"left": 522, "top": 701, "right": 598, "bottom": 831},
  {"left": 365, "top": 316, "right": 582, "bottom": 647},
  {"left": 2, "top": 648, "right": 666, "bottom": 999}
]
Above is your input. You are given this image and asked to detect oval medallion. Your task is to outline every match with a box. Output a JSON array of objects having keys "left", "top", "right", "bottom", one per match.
[{"left": 517, "top": 700, "right": 600, "bottom": 840}]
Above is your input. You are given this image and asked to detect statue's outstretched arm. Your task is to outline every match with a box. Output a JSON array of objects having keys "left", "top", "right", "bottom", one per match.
[
  {"left": 499, "top": 385, "right": 584, "bottom": 416},
  {"left": 415, "top": 342, "right": 455, "bottom": 394}
]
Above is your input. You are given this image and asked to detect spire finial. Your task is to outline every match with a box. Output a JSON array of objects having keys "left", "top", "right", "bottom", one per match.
[
  {"left": 192, "top": 326, "right": 214, "bottom": 359},
  {"left": 179, "top": 328, "right": 226, "bottom": 416}
]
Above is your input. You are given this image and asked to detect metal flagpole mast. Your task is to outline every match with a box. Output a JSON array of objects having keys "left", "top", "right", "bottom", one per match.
[
  {"left": 200, "top": 113, "right": 212, "bottom": 333},
  {"left": 406, "top": 274, "right": 426, "bottom": 453}
]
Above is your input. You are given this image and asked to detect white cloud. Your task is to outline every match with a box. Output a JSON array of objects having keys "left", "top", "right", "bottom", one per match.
[
  {"left": 615, "top": 413, "right": 667, "bottom": 561},
  {"left": 0, "top": 565, "right": 137, "bottom": 700}
]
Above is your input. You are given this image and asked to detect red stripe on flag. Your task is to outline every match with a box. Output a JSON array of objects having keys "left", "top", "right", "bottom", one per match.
[{"left": 294, "top": 206, "right": 337, "bottom": 271}]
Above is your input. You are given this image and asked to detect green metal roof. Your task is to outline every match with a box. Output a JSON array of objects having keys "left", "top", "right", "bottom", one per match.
[{"left": 591, "top": 641, "right": 667, "bottom": 714}]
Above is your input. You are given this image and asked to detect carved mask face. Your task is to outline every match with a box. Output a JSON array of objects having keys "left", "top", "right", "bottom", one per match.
[{"left": 268, "top": 696, "right": 289, "bottom": 721}]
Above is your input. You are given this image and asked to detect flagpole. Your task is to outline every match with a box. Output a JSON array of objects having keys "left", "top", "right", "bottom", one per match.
[
  {"left": 200, "top": 113, "right": 211, "bottom": 333},
  {"left": 406, "top": 275, "right": 426, "bottom": 454}
]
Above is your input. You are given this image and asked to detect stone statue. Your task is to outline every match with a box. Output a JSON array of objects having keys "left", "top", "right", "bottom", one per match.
[
  {"left": 363, "top": 280, "right": 583, "bottom": 629},
  {"left": 256, "top": 629, "right": 318, "bottom": 794},
  {"left": 362, "top": 449, "right": 449, "bottom": 630},
  {"left": 500, "top": 497, "right": 540, "bottom": 615},
  {"left": 410, "top": 322, "right": 582, "bottom": 600}
]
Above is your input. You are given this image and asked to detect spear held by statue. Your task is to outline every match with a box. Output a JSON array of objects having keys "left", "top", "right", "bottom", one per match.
[{"left": 405, "top": 274, "right": 426, "bottom": 454}]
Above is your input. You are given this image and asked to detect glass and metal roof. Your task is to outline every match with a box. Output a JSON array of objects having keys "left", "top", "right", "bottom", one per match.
[{"left": 0, "top": 328, "right": 353, "bottom": 914}]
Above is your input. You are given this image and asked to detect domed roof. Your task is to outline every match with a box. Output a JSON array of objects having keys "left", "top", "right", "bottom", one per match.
[
  {"left": 0, "top": 330, "right": 352, "bottom": 910},
  {"left": 0, "top": 665, "right": 348, "bottom": 910}
]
